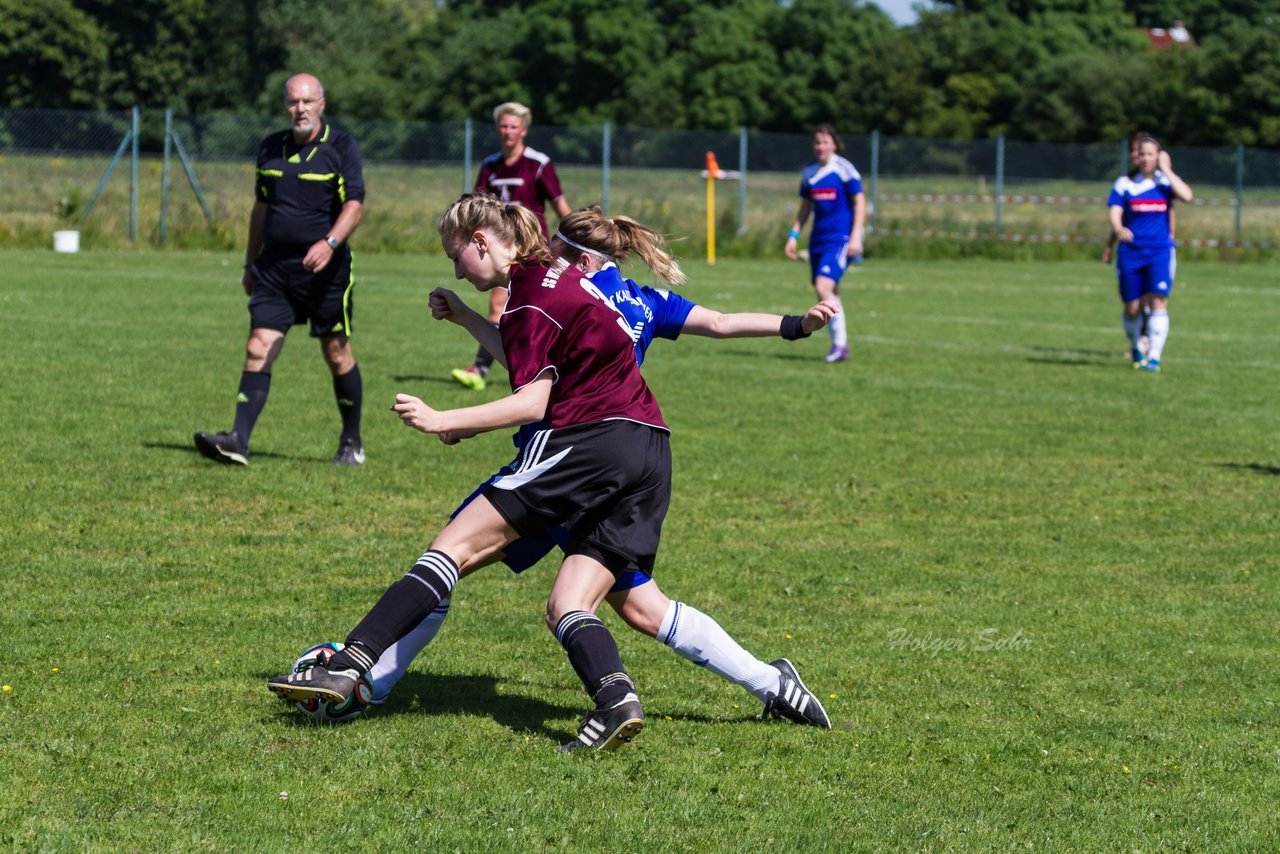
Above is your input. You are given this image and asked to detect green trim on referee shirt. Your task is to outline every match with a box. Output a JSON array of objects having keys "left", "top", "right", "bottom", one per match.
[
  {"left": 341, "top": 252, "right": 356, "bottom": 336},
  {"left": 298, "top": 173, "right": 335, "bottom": 181}
]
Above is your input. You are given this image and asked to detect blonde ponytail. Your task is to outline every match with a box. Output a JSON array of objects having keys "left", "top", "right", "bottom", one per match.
[
  {"left": 557, "top": 206, "right": 686, "bottom": 286},
  {"left": 438, "top": 193, "right": 552, "bottom": 264}
]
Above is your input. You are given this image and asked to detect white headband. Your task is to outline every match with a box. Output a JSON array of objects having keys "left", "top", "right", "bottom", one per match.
[{"left": 554, "top": 230, "right": 613, "bottom": 261}]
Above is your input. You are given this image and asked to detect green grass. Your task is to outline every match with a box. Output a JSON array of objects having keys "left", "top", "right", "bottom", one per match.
[{"left": 1, "top": 250, "right": 1278, "bottom": 850}]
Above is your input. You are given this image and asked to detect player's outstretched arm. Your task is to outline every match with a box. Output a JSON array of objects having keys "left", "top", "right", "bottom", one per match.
[
  {"left": 680, "top": 298, "right": 839, "bottom": 339},
  {"left": 429, "top": 287, "right": 508, "bottom": 369},
  {"left": 390, "top": 373, "right": 551, "bottom": 436}
]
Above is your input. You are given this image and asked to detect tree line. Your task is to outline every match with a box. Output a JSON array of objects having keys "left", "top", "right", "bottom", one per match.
[{"left": 3, "top": 0, "right": 1278, "bottom": 147}]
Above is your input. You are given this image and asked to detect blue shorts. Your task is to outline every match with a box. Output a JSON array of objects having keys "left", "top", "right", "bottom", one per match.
[
  {"left": 1116, "top": 244, "right": 1173, "bottom": 303},
  {"left": 809, "top": 240, "right": 850, "bottom": 286}
]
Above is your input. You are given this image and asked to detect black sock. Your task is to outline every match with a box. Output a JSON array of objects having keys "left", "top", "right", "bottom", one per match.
[
  {"left": 473, "top": 343, "right": 494, "bottom": 374},
  {"left": 333, "top": 364, "right": 362, "bottom": 441},
  {"left": 330, "top": 550, "right": 459, "bottom": 673},
  {"left": 554, "top": 611, "right": 634, "bottom": 708},
  {"left": 232, "top": 371, "right": 270, "bottom": 443}
]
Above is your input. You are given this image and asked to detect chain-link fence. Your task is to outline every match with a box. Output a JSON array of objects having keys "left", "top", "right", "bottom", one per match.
[{"left": 3, "top": 106, "right": 1277, "bottom": 255}]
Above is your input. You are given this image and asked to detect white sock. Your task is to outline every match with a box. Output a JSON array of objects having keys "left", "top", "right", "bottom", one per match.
[
  {"left": 829, "top": 297, "right": 847, "bottom": 347},
  {"left": 1122, "top": 311, "right": 1143, "bottom": 350},
  {"left": 1147, "top": 309, "right": 1169, "bottom": 361},
  {"left": 367, "top": 598, "right": 451, "bottom": 703},
  {"left": 657, "top": 600, "right": 780, "bottom": 701}
]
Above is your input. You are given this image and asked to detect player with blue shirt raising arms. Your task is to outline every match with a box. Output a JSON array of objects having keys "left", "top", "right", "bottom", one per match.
[
  {"left": 368, "top": 206, "right": 839, "bottom": 729},
  {"left": 1107, "top": 137, "right": 1193, "bottom": 372},
  {"left": 785, "top": 123, "right": 865, "bottom": 363}
]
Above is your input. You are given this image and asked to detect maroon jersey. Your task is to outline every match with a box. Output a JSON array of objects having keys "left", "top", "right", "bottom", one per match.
[
  {"left": 474, "top": 147, "right": 564, "bottom": 236},
  {"left": 501, "top": 262, "right": 667, "bottom": 431}
]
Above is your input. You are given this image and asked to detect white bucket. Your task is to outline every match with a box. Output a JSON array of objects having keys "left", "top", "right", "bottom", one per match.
[{"left": 53, "top": 230, "right": 80, "bottom": 253}]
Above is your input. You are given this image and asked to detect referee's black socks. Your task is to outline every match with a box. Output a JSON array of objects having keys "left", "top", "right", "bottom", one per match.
[
  {"left": 333, "top": 364, "right": 362, "bottom": 440},
  {"left": 232, "top": 371, "right": 271, "bottom": 443}
]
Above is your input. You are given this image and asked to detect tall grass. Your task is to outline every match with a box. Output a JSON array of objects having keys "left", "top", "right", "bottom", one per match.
[{"left": 3, "top": 152, "right": 1276, "bottom": 261}]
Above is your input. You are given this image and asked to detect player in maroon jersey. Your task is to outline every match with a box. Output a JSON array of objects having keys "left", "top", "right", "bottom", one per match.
[
  {"left": 268, "top": 194, "right": 664, "bottom": 752},
  {"left": 452, "top": 102, "right": 572, "bottom": 391}
]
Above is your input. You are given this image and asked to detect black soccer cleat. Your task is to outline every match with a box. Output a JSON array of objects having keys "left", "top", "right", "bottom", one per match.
[
  {"left": 761, "top": 658, "right": 831, "bottom": 729},
  {"left": 559, "top": 693, "right": 645, "bottom": 752},
  {"left": 332, "top": 435, "right": 365, "bottom": 466},
  {"left": 194, "top": 431, "right": 248, "bottom": 466},
  {"left": 267, "top": 664, "right": 361, "bottom": 705}
]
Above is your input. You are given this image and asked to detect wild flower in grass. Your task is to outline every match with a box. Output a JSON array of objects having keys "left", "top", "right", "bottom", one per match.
[
  {"left": 2, "top": 685, "right": 10, "bottom": 692},
  {"left": 51, "top": 667, "right": 59, "bottom": 673},
  {"left": 785, "top": 633, "right": 793, "bottom": 640},
  {"left": 279, "top": 791, "right": 288, "bottom": 800},
  {"left": 829, "top": 693, "right": 837, "bottom": 700},
  {"left": 664, "top": 715, "right": 673, "bottom": 721},
  {"left": 1123, "top": 766, "right": 1130, "bottom": 774}
]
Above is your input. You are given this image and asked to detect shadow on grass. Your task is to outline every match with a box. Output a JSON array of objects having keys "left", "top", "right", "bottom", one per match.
[
  {"left": 390, "top": 373, "right": 477, "bottom": 386},
  {"left": 145, "top": 440, "right": 322, "bottom": 463},
  {"left": 1026, "top": 346, "right": 1119, "bottom": 368},
  {"left": 1216, "top": 461, "right": 1280, "bottom": 476},
  {"left": 261, "top": 671, "right": 573, "bottom": 741}
]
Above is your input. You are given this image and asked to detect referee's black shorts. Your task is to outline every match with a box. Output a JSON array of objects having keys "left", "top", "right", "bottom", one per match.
[
  {"left": 483, "top": 420, "right": 672, "bottom": 577},
  {"left": 248, "top": 243, "right": 355, "bottom": 338}
]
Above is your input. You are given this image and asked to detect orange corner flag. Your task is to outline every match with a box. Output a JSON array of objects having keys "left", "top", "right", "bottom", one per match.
[{"left": 705, "top": 151, "right": 722, "bottom": 179}]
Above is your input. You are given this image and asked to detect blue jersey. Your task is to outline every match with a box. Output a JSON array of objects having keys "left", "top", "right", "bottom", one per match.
[
  {"left": 1108, "top": 172, "right": 1176, "bottom": 248},
  {"left": 513, "top": 263, "right": 696, "bottom": 448},
  {"left": 589, "top": 264, "right": 697, "bottom": 366},
  {"left": 799, "top": 155, "right": 862, "bottom": 247}
]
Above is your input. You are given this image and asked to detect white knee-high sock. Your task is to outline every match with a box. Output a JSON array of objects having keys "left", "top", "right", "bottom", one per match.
[
  {"left": 367, "top": 598, "right": 451, "bottom": 703},
  {"left": 1147, "top": 309, "right": 1169, "bottom": 360},
  {"left": 829, "top": 296, "right": 847, "bottom": 347},
  {"left": 658, "top": 600, "right": 780, "bottom": 701},
  {"left": 1122, "top": 311, "right": 1143, "bottom": 349}
]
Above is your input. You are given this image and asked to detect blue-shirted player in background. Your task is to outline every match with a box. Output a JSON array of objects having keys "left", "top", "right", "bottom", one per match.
[
  {"left": 785, "top": 123, "right": 865, "bottom": 363},
  {"left": 1107, "top": 137, "right": 1193, "bottom": 372},
  {"left": 366, "top": 206, "right": 839, "bottom": 728}
]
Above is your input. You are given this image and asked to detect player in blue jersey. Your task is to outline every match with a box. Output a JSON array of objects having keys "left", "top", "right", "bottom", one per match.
[
  {"left": 784, "top": 123, "right": 865, "bottom": 363},
  {"left": 1107, "top": 137, "right": 1193, "bottom": 372},
  {"left": 1103, "top": 131, "right": 1179, "bottom": 360},
  {"left": 366, "top": 206, "right": 839, "bottom": 728}
]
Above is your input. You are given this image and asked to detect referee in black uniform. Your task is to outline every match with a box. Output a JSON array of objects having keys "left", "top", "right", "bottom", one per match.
[{"left": 195, "top": 73, "right": 367, "bottom": 466}]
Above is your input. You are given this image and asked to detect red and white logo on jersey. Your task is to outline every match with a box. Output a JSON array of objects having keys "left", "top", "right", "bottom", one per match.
[
  {"left": 1130, "top": 199, "right": 1168, "bottom": 213},
  {"left": 810, "top": 188, "right": 838, "bottom": 201}
]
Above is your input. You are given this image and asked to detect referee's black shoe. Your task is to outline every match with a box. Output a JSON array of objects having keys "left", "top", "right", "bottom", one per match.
[
  {"left": 194, "top": 431, "right": 248, "bottom": 466},
  {"left": 332, "top": 435, "right": 365, "bottom": 466},
  {"left": 267, "top": 663, "right": 360, "bottom": 705},
  {"left": 559, "top": 693, "right": 645, "bottom": 752},
  {"left": 761, "top": 658, "right": 831, "bottom": 729}
]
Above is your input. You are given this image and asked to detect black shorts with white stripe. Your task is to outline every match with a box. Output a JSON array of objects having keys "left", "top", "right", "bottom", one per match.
[{"left": 483, "top": 420, "right": 671, "bottom": 577}]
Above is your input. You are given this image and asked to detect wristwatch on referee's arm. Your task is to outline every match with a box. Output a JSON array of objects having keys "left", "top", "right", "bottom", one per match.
[{"left": 325, "top": 235, "right": 340, "bottom": 250}]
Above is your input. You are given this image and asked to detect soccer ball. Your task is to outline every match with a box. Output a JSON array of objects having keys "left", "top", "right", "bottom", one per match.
[{"left": 290, "top": 642, "right": 373, "bottom": 724}]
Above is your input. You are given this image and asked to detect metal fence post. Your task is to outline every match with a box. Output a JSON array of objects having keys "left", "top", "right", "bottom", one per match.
[
  {"left": 738, "top": 126, "right": 747, "bottom": 235},
  {"left": 1235, "top": 142, "right": 1244, "bottom": 242},
  {"left": 602, "top": 121, "right": 611, "bottom": 215},
  {"left": 161, "top": 108, "right": 172, "bottom": 244},
  {"left": 463, "top": 117, "right": 473, "bottom": 193},
  {"left": 869, "top": 129, "right": 879, "bottom": 236},
  {"left": 994, "top": 135, "right": 1005, "bottom": 235},
  {"left": 130, "top": 106, "right": 139, "bottom": 242}
]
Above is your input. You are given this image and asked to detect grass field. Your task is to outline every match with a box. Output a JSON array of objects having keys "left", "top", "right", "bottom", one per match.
[{"left": 2, "top": 249, "right": 1278, "bottom": 850}]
